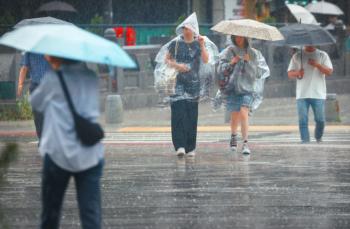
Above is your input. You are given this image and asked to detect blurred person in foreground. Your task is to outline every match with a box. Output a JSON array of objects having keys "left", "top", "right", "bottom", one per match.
[{"left": 30, "top": 55, "right": 104, "bottom": 229}]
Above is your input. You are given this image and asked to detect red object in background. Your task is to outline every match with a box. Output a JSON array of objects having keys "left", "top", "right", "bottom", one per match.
[
  {"left": 125, "top": 27, "right": 136, "bottom": 46},
  {"left": 113, "top": 27, "right": 124, "bottom": 38}
]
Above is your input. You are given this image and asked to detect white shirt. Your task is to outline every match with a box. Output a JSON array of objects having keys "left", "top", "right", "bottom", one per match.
[
  {"left": 30, "top": 63, "right": 104, "bottom": 172},
  {"left": 288, "top": 49, "right": 332, "bottom": 100}
]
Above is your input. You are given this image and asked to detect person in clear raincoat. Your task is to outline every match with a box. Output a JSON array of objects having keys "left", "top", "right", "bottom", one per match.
[
  {"left": 217, "top": 35, "right": 270, "bottom": 155},
  {"left": 154, "top": 12, "right": 218, "bottom": 157}
]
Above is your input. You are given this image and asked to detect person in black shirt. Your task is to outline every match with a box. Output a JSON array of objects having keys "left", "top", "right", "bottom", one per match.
[{"left": 165, "top": 13, "right": 209, "bottom": 158}]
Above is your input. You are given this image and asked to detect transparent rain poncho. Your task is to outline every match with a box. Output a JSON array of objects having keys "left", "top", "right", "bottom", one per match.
[
  {"left": 154, "top": 12, "right": 219, "bottom": 103},
  {"left": 215, "top": 41, "right": 270, "bottom": 112}
]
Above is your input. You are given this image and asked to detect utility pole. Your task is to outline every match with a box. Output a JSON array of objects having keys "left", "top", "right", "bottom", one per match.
[
  {"left": 104, "top": 0, "right": 113, "bottom": 24},
  {"left": 187, "top": 0, "right": 192, "bottom": 16}
]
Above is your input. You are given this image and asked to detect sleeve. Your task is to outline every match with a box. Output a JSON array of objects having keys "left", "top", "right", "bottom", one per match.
[
  {"left": 320, "top": 52, "right": 333, "bottom": 69},
  {"left": 255, "top": 50, "right": 270, "bottom": 79},
  {"left": 20, "top": 52, "right": 29, "bottom": 67},
  {"left": 30, "top": 71, "right": 53, "bottom": 112},
  {"left": 244, "top": 49, "right": 259, "bottom": 79},
  {"left": 218, "top": 47, "right": 235, "bottom": 77},
  {"left": 167, "top": 40, "right": 176, "bottom": 58},
  {"left": 287, "top": 54, "right": 299, "bottom": 71}
]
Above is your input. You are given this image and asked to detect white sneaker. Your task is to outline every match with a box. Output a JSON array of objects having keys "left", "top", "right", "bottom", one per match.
[
  {"left": 176, "top": 147, "right": 185, "bottom": 157},
  {"left": 187, "top": 150, "right": 196, "bottom": 157},
  {"left": 242, "top": 142, "right": 251, "bottom": 155}
]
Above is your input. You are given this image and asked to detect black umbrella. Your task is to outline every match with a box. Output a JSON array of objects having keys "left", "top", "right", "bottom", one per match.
[
  {"left": 273, "top": 23, "right": 336, "bottom": 79},
  {"left": 275, "top": 23, "right": 336, "bottom": 47},
  {"left": 14, "top": 16, "right": 72, "bottom": 29},
  {"left": 36, "top": 1, "right": 77, "bottom": 13}
]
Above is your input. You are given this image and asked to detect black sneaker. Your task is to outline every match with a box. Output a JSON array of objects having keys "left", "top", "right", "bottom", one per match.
[{"left": 230, "top": 134, "right": 238, "bottom": 152}]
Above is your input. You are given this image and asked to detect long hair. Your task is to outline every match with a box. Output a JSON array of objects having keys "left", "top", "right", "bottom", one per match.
[{"left": 230, "top": 35, "right": 249, "bottom": 49}]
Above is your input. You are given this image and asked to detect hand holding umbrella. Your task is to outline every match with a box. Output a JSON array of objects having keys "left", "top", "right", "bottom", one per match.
[
  {"left": 230, "top": 55, "right": 241, "bottom": 65},
  {"left": 297, "top": 68, "right": 304, "bottom": 79},
  {"left": 243, "top": 53, "right": 250, "bottom": 62},
  {"left": 273, "top": 23, "right": 335, "bottom": 80}
]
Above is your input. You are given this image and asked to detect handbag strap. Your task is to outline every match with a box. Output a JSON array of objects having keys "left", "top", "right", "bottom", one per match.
[
  {"left": 174, "top": 39, "right": 179, "bottom": 59},
  {"left": 56, "top": 70, "right": 77, "bottom": 117},
  {"left": 231, "top": 47, "right": 247, "bottom": 69}
]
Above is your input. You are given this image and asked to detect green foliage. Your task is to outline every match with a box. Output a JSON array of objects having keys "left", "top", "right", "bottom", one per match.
[
  {"left": 88, "top": 14, "right": 104, "bottom": 35},
  {"left": 0, "top": 11, "right": 15, "bottom": 35},
  {"left": 262, "top": 16, "right": 277, "bottom": 24},
  {"left": 173, "top": 14, "right": 186, "bottom": 35},
  {"left": 16, "top": 95, "right": 33, "bottom": 120},
  {"left": 175, "top": 14, "right": 186, "bottom": 26},
  {"left": 0, "top": 94, "right": 33, "bottom": 121}
]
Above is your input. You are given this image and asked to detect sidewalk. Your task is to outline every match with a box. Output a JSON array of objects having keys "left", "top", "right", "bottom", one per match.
[{"left": 0, "top": 95, "right": 349, "bottom": 136}]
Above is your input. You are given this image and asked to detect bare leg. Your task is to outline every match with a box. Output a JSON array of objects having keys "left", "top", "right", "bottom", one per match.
[
  {"left": 240, "top": 107, "right": 249, "bottom": 142},
  {"left": 231, "top": 112, "right": 241, "bottom": 135}
]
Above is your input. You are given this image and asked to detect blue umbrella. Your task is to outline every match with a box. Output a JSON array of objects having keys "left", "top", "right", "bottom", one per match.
[{"left": 0, "top": 24, "right": 136, "bottom": 68}]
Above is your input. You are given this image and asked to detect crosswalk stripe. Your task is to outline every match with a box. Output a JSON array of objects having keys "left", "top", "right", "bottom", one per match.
[{"left": 29, "top": 132, "right": 350, "bottom": 145}]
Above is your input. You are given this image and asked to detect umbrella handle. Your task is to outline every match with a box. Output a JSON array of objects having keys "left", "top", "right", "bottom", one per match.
[
  {"left": 297, "top": 19, "right": 303, "bottom": 80},
  {"left": 298, "top": 47, "right": 303, "bottom": 80}
]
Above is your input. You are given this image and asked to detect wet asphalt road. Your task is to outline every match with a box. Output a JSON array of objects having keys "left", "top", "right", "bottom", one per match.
[{"left": 0, "top": 130, "right": 350, "bottom": 229}]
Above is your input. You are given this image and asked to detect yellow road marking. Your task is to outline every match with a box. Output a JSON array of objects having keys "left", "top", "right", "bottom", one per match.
[{"left": 118, "top": 125, "right": 350, "bottom": 133}]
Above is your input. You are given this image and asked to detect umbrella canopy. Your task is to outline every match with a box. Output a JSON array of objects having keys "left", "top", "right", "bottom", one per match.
[
  {"left": 14, "top": 17, "right": 72, "bottom": 29},
  {"left": 211, "top": 19, "right": 284, "bottom": 41},
  {"left": 0, "top": 24, "right": 136, "bottom": 68},
  {"left": 37, "top": 1, "right": 77, "bottom": 13},
  {"left": 274, "top": 23, "right": 336, "bottom": 46},
  {"left": 305, "top": 1, "right": 343, "bottom": 16},
  {"left": 286, "top": 4, "right": 318, "bottom": 25}
]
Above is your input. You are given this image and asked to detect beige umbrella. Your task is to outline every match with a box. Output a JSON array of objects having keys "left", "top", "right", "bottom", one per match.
[{"left": 211, "top": 19, "right": 284, "bottom": 41}]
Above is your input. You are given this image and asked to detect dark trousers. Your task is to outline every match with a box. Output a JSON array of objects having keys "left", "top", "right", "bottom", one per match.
[
  {"left": 40, "top": 155, "right": 104, "bottom": 229},
  {"left": 171, "top": 100, "right": 199, "bottom": 153},
  {"left": 30, "top": 83, "right": 44, "bottom": 139}
]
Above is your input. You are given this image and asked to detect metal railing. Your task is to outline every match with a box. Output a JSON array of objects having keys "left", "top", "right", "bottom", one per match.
[{"left": 0, "top": 23, "right": 213, "bottom": 45}]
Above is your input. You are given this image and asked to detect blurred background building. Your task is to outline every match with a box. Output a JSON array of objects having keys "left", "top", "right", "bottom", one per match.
[{"left": 0, "top": 0, "right": 349, "bottom": 110}]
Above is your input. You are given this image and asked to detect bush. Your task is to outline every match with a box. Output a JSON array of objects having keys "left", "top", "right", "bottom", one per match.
[
  {"left": 0, "top": 94, "right": 33, "bottom": 121},
  {"left": 88, "top": 14, "right": 104, "bottom": 36}
]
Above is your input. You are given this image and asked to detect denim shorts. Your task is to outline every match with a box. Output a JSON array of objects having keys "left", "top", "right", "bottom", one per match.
[{"left": 226, "top": 93, "right": 253, "bottom": 112}]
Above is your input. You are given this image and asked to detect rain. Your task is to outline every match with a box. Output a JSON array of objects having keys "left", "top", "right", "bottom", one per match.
[{"left": 0, "top": 0, "right": 350, "bottom": 228}]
